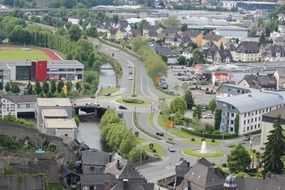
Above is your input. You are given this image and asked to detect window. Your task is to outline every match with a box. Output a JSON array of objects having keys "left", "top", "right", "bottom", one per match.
[
  {"left": 251, "top": 125, "right": 253, "bottom": 130},
  {"left": 64, "top": 134, "right": 68, "bottom": 137},
  {"left": 248, "top": 113, "right": 250, "bottom": 117},
  {"left": 244, "top": 120, "right": 246, "bottom": 125},
  {"left": 266, "top": 108, "right": 268, "bottom": 112},
  {"left": 251, "top": 119, "right": 253, "bottom": 122},
  {"left": 259, "top": 110, "right": 261, "bottom": 114},
  {"left": 231, "top": 120, "right": 234, "bottom": 124},
  {"left": 248, "top": 119, "right": 250, "bottom": 124},
  {"left": 244, "top": 113, "right": 247, "bottom": 117},
  {"left": 90, "top": 166, "right": 95, "bottom": 172},
  {"left": 259, "top": 117, "right": 261, "bottom": 121},
  {"left": 242, "top": 91, "right": 245, "bottom": 94},
  {"left": 258, "top": 124, "right": 261, "bottom": 128},
  {"left": 238, "top": 90, "right": 240, "bottom": 93},
  {"left": 255, "top": 118, "right": 257, "bottom": 122},
  {"left": 26, "top": 104, "right": 30, "bottom": 108},
  {"left": 255, "top": 111, "right": 257, "bottom": 114},
  {"left": 231, "top": 113, "right": 234, "bottom": 117},
  {"left": 254, "top": 124, "right": 257, "bottom": 129},
  {"left": 228, "top": 89, "right": 231, "bottom": 91}
]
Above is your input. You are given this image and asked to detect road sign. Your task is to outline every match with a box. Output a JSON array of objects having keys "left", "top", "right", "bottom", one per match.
[{"left": 167, "top": 120, "right": 174, "bottom": 128}]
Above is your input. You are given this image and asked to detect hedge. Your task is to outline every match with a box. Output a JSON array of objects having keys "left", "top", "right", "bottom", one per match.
[
  {"left": 123, "top": 98, "right": 144, "bottom": 104},
  {"left": 181, "top": 128, "right": 238, "bottom": 139}
]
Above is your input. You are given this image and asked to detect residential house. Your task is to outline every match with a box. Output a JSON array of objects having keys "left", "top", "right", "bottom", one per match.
[
  {"left": 274, "top": 68, "right": 285, "bottom": 89},
  {"left": 261, "top": 106, "right": 285, "bottom": 146},
  {"left": 181, "top": 47, "right": 193, "bottom": 59},
  {"left": 202, "top": 32, "right": 228, "bottom": 47},
  {"left": 143, "top": 25, "right": 160, "bottom": 40},
  {"left": 37, "top": 98, "right": 77, "bottom": 139},
  {"left": 107, "top": 28, "right": 126, "bottom": 41},
  {"left": 202, "top": 42, "right": 232, "bottom": 64},
  {"left": 238, "top": 74, "right": 277, "bottom": 89},
  {"left": 277, "top": 13, "right": 285, "bottom": 22},
  {"left": 165, "top": 33, "right": 183, "bottom": 46},
  {"left": 278, "top": 25, "right": 285, "bottom": 33},
  {"left": 260, "top": 44, "right": 285, "bottom": 62},
  {"left": 212, "top": 71, "right": 231, "bottom": 86},
  {"left": 184, "top": 31, "right": 203, "bottom": 46},
  {"left": 128, "top": 28, "right": 142, "bottom": 39},
  {"left": 216, "top": 89, "right": 285, "bottom": 134},
  {"left": 150, "top": 43, "right": 178, "bottom": 64},
  {"left": 216, "top": 83, "right": 252, "bottom": 98},
  {"left": 233, "top": 41, "right": 260, "bottom": 62},
  {"left": 274, "top": 36, "right": 285, "bottom": 46},
  {"left": 255, "top": 27, "right": 266, "bottom": 36},
  {"left": 1, "top": 95, "right": 37, "bottom": 118}
]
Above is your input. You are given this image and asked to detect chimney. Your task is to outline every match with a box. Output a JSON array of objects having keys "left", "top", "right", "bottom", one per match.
[
  {"left": 123, "top": 179, "right": 128, "bottom": 190},
  {"left": 116, "top": 159, "right": 120, "bottom": 169},
  {"left": 104, "top": 180, "right": 110, "bottom": 190},
  {"left": 187, "top": 162, "right": 190, "bottom": 167},
  {"left": 109, "top": 153, "right": 112, "bottom": 163}
]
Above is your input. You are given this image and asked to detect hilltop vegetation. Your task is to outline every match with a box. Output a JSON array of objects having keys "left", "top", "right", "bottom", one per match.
[{"left": 0, "top": 0, "right": 115, "bottom": 8}]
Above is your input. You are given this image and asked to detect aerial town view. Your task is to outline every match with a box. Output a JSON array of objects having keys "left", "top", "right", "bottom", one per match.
[{"left": 0, "top": 0, "right": 285, "bottom": 189}]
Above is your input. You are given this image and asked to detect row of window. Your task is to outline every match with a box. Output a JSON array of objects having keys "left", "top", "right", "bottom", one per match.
[
  {"left": 243, "top": 117, "right": 261, "bottom": 125},
  {"left": 243, "top": 124, "right": 261, "bottom": 132},
  {"left": 48, "top": 68, "right": 83, "bottom": 72}
]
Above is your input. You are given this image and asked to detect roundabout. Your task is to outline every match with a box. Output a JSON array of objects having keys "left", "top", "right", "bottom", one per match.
[{"left": 182, "top": 148, "right": 224, "bottom": 159}]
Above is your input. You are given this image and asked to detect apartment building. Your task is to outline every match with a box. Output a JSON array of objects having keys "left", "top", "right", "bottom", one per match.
[
  {"left": 232, "top": 42, "right": 260, "bottom": 62},
  {"left": 1, "top": 95, "right": 37, "bottom": 118}
]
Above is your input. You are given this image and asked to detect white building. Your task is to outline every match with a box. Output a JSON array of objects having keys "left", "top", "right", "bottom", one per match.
[
  {"left": 44, "top": 118, "right": 78, "bottom": 139},
  {"left": 220, "top": 1, "right": 238, "bottom": 10},
  {"left": 217, "top": 88, "right": 285, "bottom": 135},
  {"left": 1, "top": 95, "right": 37, "bottom": 118}
]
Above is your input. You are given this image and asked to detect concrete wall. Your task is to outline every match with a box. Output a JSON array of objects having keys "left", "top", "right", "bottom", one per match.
[{"left": 0, "top": 175, "right": 45, "bottom": 190}]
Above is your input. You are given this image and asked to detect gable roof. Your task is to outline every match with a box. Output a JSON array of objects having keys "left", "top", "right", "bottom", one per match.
[
  {"left": 111, "top": 180, "right": 154, "bottom": 190},
  {"left": 203, "top": 32, "right": 223, "bottom": 42},
  {"left": 238, "top": 74, "right": 276, "bottom": 89},
  {"left": 80, "top": 173, "right": 117, "bottom": 186},
  {"left": 236, "top": 41, "right": 259, "bottom": 53},
  {"left": 81, "top": 150, "right": 112, "bottom": 166},
  {"left": 3, "top": 95, "right": 36, "bottom": 103},
  {"left": 184, "top": 158, "right": 225, "bottom": 189},
  {"left": 118, "top": 164, "right": 145, "bottom": 181}
]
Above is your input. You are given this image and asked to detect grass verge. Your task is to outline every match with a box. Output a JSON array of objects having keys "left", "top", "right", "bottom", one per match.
[
  {"left": 142, "top": 143, "right": 164, "bottom": 157},
  {"left": 158, "top": 114, "right": 168, "bottom": 128},
  {"left": 170, "top": 129, "right": 222, "bottom": 145},
  {"left": 132, "top": 112, "right": 161, "bottom": 140},
  {"left": 98, "top": 87, "right": 118, "bottom": 96},
  {"left": 183, "top": 148, "right": 224, "bottom": 158},
  {"left": 135, "top": 137, "right": 147, "bottom": 145},
  {"left": 116, "top": 98, "right": 152, "bottom": 105},
  {"left": 148, "top": 112, "right": 155, "bottom": 128}
]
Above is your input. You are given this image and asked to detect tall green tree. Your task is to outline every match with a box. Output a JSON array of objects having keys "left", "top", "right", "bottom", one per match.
[
  {"left": 5, "top": 82, "right": 11, "bottom": 92},
  {"left": 234, "top": 114, "right": 240, "bottom": 134},
  {"left": 193, "top": 104, "right": 202, "bottom": 119},
  {"left": 68, "top": 25, "right": 82, "bottom": 42},
  {"left": 208, "top": 98, "right": 216, "bottom": 113},
  {"left": 27, "top": 83, "right": 33, "bottom": 95},
  {"left": 180, "top": 24, "right": 188, "bottom": 32},
  {"left": 75, "top": 81, "right": 81, "bottom": 91},
  {"left": 57, "top": 80, "right": 64, "bottom": 94},
  {"left": 184, "top": 90, "right": 194, "bottom": 109},
  {"left": 170, "top": 96, "right": 187, "bottom": 115},
  {"left": 42, "top": 81, "right": 49, "bottom": 94},
  {"left": 227, "top": 143, "right": 251, "bottom": 173},
  {"left": 214, "top": 109, "right": 222, "bottom": 130},
  {"left": 50, "top": 80, "right": 57, "bottom": 94},
  {"left": 262, "top": 116, "right": 285, "bottom": 175},
  {"left": 34, "top": 81, "right": 42, "bottom": 95},
  {"left": 11, "top": 83, "right": 20, "bottom": 94}
]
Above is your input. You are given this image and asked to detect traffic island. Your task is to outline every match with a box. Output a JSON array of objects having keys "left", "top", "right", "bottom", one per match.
[
  {"left": 182, "top": 148, "right": 224, "bottom": 159},
  {"left": 116, "top": 98, "right": 152, "bottom": 105}
]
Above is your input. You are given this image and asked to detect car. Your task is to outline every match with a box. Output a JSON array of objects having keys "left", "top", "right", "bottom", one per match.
[
  {"left": 105, "top": 93, "right": 111, "bottom": 96},
  {"left": 112, "top": 53, "right": 115, "bottom": 57},
  {"left": 156, "top": 132, "right": 164, "bottom": 137},
  {"left": 128, "top": 76, "right": 133, "bottom": 80},
  {"left": 203, "top": 114, "right": 212, "bottom": 119},
  {"left": 168, "top": 147, "right": 176, "bottom": 152},
  {"left": 243, "top": 135, "right": 251, "bottom": 141},
  {"left": 202, "top": 107, "right": 206, "bottom": 112},
  {"left": 119, "top": 105, "right": 127, "bottom": 110},
  {"left": 129, "top": 71, "right": 133, "bottom": 74},
  {"left": 127, "top": 64, "right": 131, "bottom": 68},
  {"left": 169, "top": 91, "right": 175, "bottom": 95}
]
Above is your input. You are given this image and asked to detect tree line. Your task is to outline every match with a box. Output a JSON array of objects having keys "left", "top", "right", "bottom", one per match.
[{"left": 100, "top": 109, "right": 148, "bottom": 163}]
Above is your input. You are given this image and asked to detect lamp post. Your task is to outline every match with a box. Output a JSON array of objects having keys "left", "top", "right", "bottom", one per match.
[{"left": 250, "top": 138, "right": 253, "bottom": 150}]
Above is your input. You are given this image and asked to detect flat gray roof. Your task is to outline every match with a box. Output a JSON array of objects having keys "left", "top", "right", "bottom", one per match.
[
  {"left": 37, "top": 98, "right": 72, "bottom": 107},
  {"left": 217, "top": 91, "right": 285, "bottom": 113},
  {"left": 0, "top": 60, "right": 83, "bottom": 67}
]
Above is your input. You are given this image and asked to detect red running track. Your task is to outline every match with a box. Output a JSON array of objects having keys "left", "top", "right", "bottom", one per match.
[{"left": 37, "top": 48, "right": 62, "bottom": 60}]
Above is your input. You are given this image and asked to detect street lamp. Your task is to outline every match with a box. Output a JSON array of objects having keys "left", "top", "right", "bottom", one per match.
[{"left": 250, "top": 138, "right": 253, "bottom": 150}]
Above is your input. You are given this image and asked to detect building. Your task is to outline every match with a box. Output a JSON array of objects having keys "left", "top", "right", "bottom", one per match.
[
  {"left": 220, "top": 1, "right": 238, "bottom": 10},
  {"left": 260, "top": 44, "right": 285, "bottom": 62},
  {"left": 238, "top": 74, "right": 277, "bottom": 90},
  {"left": 37, "top": 98, "right": 77, "bottom": 139},
  {"left": 217, "top": 89, "right": 285, "bottom": 134},
  {"left": 1, "top": 95, "right": 37, "bottom": 118},
  {"left": 273, "top": 68, "right": 285, "bottom": 90},
  {"left": 0, "top": 60, "right": 84, "bottom": 88},
  {"left": 261, "top": 106, "right": 285, "bottom": 146},
  {"left": 156, "top": 157, "right": 285, "bottom": 190},
  {"left": 216, "top": 83, "right": 252, "bottom": 98},
  {"left": 233, "top": 42, "right": 260, "bottom": 62}
]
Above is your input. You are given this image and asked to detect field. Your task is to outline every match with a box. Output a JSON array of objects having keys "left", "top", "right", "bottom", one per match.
[{"left": 0, "top": 46, "right": 62, "bottom": 61}]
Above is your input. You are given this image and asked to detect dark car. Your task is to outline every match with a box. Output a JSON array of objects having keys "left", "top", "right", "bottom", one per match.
[
  {"left": 112, "top": 53, "right": 115, "bottom": 57},
  {"left": 119, "top": 105, "right": 127, "bottom": 110},
  {"left": 105, "top": 93, "right": 111, "bottom": 96},
  {"left": 156, "top": 132, "right": 164, "bottom": 137},
  {"left": 243, "top": 135, "right": 251, "bottom": 141}
]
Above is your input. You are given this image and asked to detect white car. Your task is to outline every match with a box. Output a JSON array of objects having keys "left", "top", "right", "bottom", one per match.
[
  {"left": 203, "top": 114, "right": 212, "bottom": 119},
  {"left": 127, "top": 64, "right": 131, "bottom": 68},
  {"left": 128, "top": 76, "right": 133, "bottom": 80}
]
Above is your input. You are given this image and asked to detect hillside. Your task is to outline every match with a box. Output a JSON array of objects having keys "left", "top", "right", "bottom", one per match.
[{"left": 0, "top": 0, "right": 115, "bottom": 8}]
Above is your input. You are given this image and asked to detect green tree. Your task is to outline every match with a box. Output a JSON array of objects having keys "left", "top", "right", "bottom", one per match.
[
  {"left": 87, "top": 52, "right": 96, "bottom": 68},
  {"left": 27, "top": 83, "right": 33, "bottom": 95},
  {"left": 112, "top": 15, "right": 119, "bottom": 24},
  {"left": 234, "top": 114, "right": 240, "bottom": 134},
  {"left": 170, "top": 96, "right": 187, "bottom": 115},
  {"left": 193, "top": 104, "right": 202, "bottom": 119},
  {"left": 75, "top": 81, "right": 81, "bottom": 91},
  {"left": 100, "top": 109, "right": 122, "bottom": 127},
  {"left": 262, "top": 116, "right": 285, "bottom": 175},
  {"left": 163, "top": 16, "right": 181, "bottom": 28},
  {"left": 214, "top": 109, "right": 222, "bottom": 130},
  {"left": 128, "top": 147, "right": 147, "bottom": 163},
  {"left": 42, "top": 81, "right": 49, "bottom": 94},
  {"left": 184, "top": 90, "right": 194, "bottom": 109},
  {"left": 177, "top": 56, "right": 186, "bottom": 65},
  {"left": 34, "top": 81, "right": 42, "bottom": 95},
  {"left": 139, "top": 19, "right": 149, "bottom": 30},
  {"left": 50, "top": 80, "right": 56, "bottom": 94},
  {"left": 119, "top": 135, "right": 136, "bottom": 158},
  {"left": 158, "top": 98, "right": 169, "bottom": 115},
  {"left": 11, "top": 83, "right": 20, "bottom": 94},
  {"left": 57, "top": 80, "right": 64, "bottom": 94},
  {"left": 227, "top": 143, "right": 251, "bottom": 173},
  {"left": 180, "top": 23, "right": 188, "bottom": 32},
  {"left": 192, "top": 49, "right": 206, "bottom": 64},
  {"left": 208, "top": 98, "right": 216, "bottom": 113},
  {"left": 181, "top": 82, "right": 189, "bottom": 93},
  {"left": 68, "top": 25, "right": 82, "bottom": 41},
  {"left": 5, "top": 82, "right": 11, "bottom": 92}
]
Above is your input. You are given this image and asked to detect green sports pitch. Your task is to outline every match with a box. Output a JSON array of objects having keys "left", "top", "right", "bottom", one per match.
[{"left": 0, "top": 48, "right": 49, "bottom": 60}]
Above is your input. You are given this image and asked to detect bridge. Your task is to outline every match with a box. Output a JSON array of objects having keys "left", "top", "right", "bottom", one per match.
[{"left": 72, "top": 99, "right": 108, "bottom": 118}]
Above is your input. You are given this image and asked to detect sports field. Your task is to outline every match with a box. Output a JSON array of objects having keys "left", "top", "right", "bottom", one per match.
[{"left": 0, "top": 47, "right": 62, "bottom": 61}]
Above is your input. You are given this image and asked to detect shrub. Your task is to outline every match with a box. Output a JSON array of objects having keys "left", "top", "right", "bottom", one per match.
[
  {"left": 222, "top": 163, "right": 227, "bottom": 167},
  {"left": 191, "top": 138, "right": 195, "bottom": 141},
  {"left": 201, "top": 138, "right": 205, "bottom": 141},
  {"left": 152, "top": 149, "right": 157, "bottom": 153},
  {"left": 123, "top": 98, "right": 144, "bottom": 104},
  {"left": 252, "top": 149, "right": 256, "bottom": 153},
  {"left": 211, "top": 139, "right": 215, "bottom": 142},
  {"left": 181, "top": 128, "right": 238, "bottom": 139}
]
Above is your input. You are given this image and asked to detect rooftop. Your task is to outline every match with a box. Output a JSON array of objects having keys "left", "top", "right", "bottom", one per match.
[
  {"left": 81, "top": 150, "right": 111, "bottom": 166},
  {"left": 3, "top": 95, "right": 37, "bottom": 103},
  {"left": 42, "top": 109, "right": 68, "bottom": 118},
  {"left": 45, "top": 118, "right": 77, "bottom": 129},
  {"left": 37, "top": 98, "right": 72, "bottom": 107},
  {"left": 217, "top": 91, "right": 285, "bottom": 113},
  {"left": 263, "top": 106, "right": 285, "bottom": 120}
]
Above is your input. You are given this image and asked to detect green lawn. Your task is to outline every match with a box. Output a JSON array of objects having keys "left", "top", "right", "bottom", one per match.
[
  {"left": 142, "top": 143, "right": 164, "bottom": 156},
  {"left": 170, "top": 129, "right": 222, "bottom": 146},
  {"left": 98, "top": 87, "right": 118, "bottom": 96},
  {"left": 148, "top": 112, "right": 155, "bottom": 128},
  {"left": 183, "top": 148, "right": 224, "bottom": 158},
  {"left": 0, "top": 49, "right": 49, "bottom": 60},
  {"left": 135, "top": 137, "right": 147, "bottom": 145},
  {"left": 158, "top": 114, "right": 168, "bottom": 128}
]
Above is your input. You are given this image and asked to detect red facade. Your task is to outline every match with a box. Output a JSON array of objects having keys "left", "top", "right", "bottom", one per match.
[{"left": 35, "top": 61, "right": 47, "bottom": 82}]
